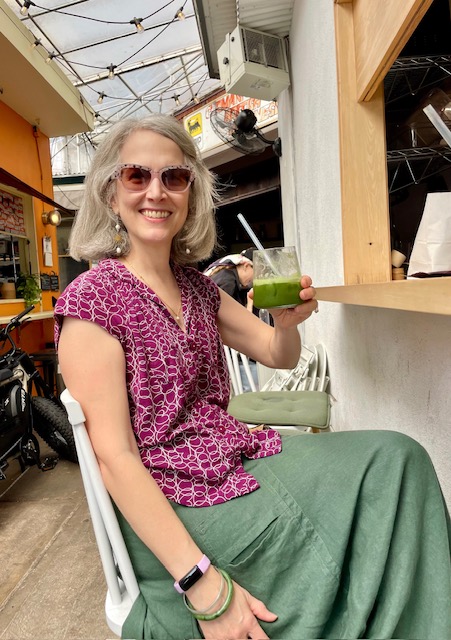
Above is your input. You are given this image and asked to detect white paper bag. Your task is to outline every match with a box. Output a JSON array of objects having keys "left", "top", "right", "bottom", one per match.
[{"left": 407, "top": 192, "right": 451, "bottom": 275}]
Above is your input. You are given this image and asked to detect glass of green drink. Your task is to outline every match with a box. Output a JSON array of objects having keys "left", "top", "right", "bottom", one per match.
[{"left": 252, "top": 246, "right": 302, "bottom": 309}]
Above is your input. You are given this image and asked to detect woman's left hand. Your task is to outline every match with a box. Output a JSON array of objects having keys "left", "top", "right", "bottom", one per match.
[
  {"left": 219, "top": 277, "right": 318, "bottom": 369},
  {"left": 265, "top": 275, "right": 318, "bottom": 329}
]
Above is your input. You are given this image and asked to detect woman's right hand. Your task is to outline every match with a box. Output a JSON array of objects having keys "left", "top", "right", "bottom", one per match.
[{"left": 198, "top": 579, "right": 278, "bottom": 640}]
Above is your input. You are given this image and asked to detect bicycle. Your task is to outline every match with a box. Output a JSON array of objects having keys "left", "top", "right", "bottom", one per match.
[{"left": 0, "top": 305, "right": 77, "bottom": 479}]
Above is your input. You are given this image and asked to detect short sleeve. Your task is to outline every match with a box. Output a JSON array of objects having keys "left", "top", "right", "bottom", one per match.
[{"left": 54, "top": 268, "right": 124, "bottom": 348}]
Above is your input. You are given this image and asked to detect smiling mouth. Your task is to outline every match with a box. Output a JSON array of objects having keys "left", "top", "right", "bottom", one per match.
[{"left": 141, "top": 210, "right": 171, "bottom": 219}]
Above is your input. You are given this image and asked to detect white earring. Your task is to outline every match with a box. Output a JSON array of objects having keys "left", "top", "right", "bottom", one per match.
[{"left": 114, "top": 219, "right": 122, "bottom": 255}]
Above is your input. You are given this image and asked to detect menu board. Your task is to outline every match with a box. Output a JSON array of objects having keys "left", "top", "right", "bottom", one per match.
[
  {"left": 41, "top": 273, "right": 60, "bottom": 291},
  {"left": 40, "top": 274, "right": 51, "bottom": 291}
]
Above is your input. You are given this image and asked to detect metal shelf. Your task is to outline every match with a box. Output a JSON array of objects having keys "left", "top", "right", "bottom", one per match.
[
  {"left": 384, "top": 55, "right": 451, "bottom": 192},
  {"left": 387, "top": 145, "right": 451, "bottom": 192},
  {"left": 385, "top": 54, "right": 451, "bottom": 105}
]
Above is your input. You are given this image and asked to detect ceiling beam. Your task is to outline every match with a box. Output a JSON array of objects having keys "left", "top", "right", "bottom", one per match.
[{"left": 73, "top": 46, "right": 203, "bottom": 86}]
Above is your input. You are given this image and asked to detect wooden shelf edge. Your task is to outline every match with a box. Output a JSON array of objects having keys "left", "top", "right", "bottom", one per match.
[{"left": 316, "top": 277, "right": 451, "bottom": 315}]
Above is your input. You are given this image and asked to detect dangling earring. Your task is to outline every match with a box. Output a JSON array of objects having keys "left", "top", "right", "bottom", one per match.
[
  {"left": 185, "top": 247, "right": 191, "bottom": 255},
  {"left": 114, "top": 217, "right": 123, "bottom": 255}
]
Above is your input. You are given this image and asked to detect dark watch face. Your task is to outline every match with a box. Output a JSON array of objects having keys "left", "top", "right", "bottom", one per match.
[{"left": 179, "top": 565, "right": 203, "bottom": 591}]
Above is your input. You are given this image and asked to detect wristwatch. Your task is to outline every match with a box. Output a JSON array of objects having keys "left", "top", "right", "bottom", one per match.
[{"left": 174, "top": 554, "right": 211, "bottom": 594}]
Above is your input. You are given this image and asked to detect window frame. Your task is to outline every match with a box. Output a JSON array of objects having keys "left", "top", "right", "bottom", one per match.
[
  {"left": 0, "top": 185, "right": 39, "bottom": 304},
  {"left": 314, "top": 0, "right": 451, "bottom": 315}
]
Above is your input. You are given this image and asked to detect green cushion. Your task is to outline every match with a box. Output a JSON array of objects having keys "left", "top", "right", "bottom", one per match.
[{"left": 227, "top": 390, "right": 330, "bottom": 429}]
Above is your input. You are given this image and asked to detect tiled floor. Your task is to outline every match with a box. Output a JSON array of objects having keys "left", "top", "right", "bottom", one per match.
[{"left": 0, "top": 444, "right": 112, "bottom": 639}]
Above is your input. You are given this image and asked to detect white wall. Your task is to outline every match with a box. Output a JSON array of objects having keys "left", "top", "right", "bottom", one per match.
[{"left": 279, "top": 0, "right": 451, "bottom": 508}]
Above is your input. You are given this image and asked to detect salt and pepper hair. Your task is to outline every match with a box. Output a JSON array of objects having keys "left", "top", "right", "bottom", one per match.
[{"left": 69, "top": 114, "right": 218, "bottom": 265}]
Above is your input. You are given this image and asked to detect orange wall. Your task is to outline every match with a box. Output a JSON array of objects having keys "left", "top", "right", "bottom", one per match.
[{"left": 0, "top": 100, "right": 59, "bottom": 349}]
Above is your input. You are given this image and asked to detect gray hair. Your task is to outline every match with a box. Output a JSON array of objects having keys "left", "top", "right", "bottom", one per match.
[{"left": 69, "top": 114, "right": 218, "bottom": 265}]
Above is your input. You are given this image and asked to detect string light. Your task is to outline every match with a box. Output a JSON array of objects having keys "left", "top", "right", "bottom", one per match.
[
  {"left": 19, "top": 3, "right": 169, "bottom": 27},
  {"left": 130, "top": 17, "right": 144, "bottom": 33},
  {"left": 20, "top": 0, "right": 34, "bottom": 16},
  {"left": 13, "top": 0, "right": 220, "bottom": 130}
]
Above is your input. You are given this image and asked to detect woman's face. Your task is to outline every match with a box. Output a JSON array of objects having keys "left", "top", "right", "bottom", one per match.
[{"left": 110, "top": 129, "right": 191, "bottom": 252}]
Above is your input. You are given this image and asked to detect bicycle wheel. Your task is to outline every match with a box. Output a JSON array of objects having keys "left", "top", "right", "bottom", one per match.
[{"left": 31, "top": 396, "right": 77, "bottom": 463}]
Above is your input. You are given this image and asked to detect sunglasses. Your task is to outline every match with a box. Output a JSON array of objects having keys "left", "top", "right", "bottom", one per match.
[{"left": 111, "top": 164, "right": 195, "bottom": 193}]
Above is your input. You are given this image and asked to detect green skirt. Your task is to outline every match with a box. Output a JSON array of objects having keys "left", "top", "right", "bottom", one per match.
[{"left": 118, "top": 430, "right": 451, "bottom": 639}]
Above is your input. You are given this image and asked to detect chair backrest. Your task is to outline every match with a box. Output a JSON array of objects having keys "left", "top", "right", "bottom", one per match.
[
  {"left": 60, "top": 389, "right": 140, "bottom": 637},
  {"left": 223, "top": 345, "right": 257, "bottom": 396},
  {"left": 223, "top": 345, "right": 241, "bottom": 396},
  {"left": 238, "top": 350, "right": 258, "bottom": 392},
  {"left": 224, "top": 344, "right": 331, "bottom": 434},
  {"left": 260, "top": 344, "right": 330, "bottom": 393}
]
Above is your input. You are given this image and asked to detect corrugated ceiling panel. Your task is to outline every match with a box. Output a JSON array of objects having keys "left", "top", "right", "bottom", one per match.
[
  {"left": 238, "top": 0, "right": 294, "bottom": 37},
  {"left": 200, "top": 1, "right": 237, "bottom": 50}
]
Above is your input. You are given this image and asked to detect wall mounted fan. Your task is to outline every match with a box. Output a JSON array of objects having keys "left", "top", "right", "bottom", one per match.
[{"left": 209, "top": 108, "right": 282, "bottom": 157}]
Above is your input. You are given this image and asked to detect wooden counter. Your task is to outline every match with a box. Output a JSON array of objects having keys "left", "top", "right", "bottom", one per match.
[
  {"left": 0, "top": 310, "right": 54, "bottom": 325},
  {"left": 316, "top": 277, "right": 451, "bottom": 315}
]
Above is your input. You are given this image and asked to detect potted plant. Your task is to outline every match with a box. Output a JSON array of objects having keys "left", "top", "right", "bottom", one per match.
[{"left": 15, "top": 273, "right": 42, "bottom": 307}]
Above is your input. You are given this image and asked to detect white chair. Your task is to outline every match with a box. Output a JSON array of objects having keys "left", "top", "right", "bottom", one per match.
[
  {"left": 224, "top": 345, "right": 331, "bottom": 433},
  {"left": 60, "top": 389, "right": 140, "bottom": 638},
  {"left": 223, "top": 345, "right": 257, "bottom": 396}
]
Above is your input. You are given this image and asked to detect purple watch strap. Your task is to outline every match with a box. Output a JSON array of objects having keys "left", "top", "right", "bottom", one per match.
[{"left": 174, "top": 554, "right": 211, "bottom": 594}]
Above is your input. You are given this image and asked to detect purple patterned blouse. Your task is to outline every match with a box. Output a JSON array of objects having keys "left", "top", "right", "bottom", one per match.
[{"left": 54, "top": 259, "right": 282, "bottom": 507}]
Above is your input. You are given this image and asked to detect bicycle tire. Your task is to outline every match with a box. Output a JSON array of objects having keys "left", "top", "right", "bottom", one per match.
[{"left": 31, "top": 396, "right": 78, "bottom": 463}]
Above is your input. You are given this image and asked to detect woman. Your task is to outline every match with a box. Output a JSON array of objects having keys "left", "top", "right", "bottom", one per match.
[
  {"left": 204, "top": 247, "right": 259, "bottom": 389},
  {"left": 55, "top": 114, "right": 451, "bottom": 640},
  {"left": 203, "top": 248, "right": 255, "bottom": 309}
]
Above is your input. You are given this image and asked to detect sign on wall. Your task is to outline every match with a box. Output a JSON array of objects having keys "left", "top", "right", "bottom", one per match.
[
  {"left": 184, "top": 94, "right": 278, "bottom": 152},
  {"left": 0, "top": 188, "right": 26, "bottom": 236}
]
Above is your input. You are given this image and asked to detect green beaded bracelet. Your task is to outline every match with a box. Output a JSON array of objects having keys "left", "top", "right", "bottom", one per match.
[{"left": 188, "top": 569, "right": 234, "bottom": 621}]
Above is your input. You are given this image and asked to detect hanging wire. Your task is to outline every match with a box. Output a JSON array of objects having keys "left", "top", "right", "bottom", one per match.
[
  {"left": 190, "top": 72, "right": 210, "bottom": 104},
  {"left": 116, "top": 4, "right": 188, "bottom": 68},
  {"left": 34, "top": 1, "right": 191, "bottom": 86},
  {"left": 49, "top": 18, "right": 180, "bottom": 73},
  {"left": 17, "top": 0, "right": 217, "bottom": 132},
  {"left": 18, "top": 0, "right": 179, "bottom": 25},
  {"left": 77, "top": 46, "right": 205, "bottom": 117}
]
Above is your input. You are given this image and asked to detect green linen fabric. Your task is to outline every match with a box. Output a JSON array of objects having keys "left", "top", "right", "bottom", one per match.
[
  {"left": 119, "top": 430, "right": 451, "bottom": 639},
  {"left": 227, "top": 390, "right": 331, "bottom": 428}
]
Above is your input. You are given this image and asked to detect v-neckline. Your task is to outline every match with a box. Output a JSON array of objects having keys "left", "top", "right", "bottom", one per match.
[{"left": 116, "top": 259, "right": 188, "bottom": 334}]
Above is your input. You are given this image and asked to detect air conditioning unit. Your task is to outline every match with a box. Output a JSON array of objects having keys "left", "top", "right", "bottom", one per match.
[{"left": 217, "top": 26, "right": 290, "bottom": 101}]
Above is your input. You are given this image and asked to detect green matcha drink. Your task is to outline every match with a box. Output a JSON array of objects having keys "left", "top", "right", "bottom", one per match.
[{"left": 253, "top": 276, "right": 302, "bottom": 309}]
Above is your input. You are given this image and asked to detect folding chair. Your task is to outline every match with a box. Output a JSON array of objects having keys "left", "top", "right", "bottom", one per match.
[
  {"left": 224, "top": 345, "right": 331, "bottom": 433},
  {"left": 60, "top": 389, "right": 140, "bottom": 638},
  {"left": 223, "top": 345, "right": 257, "bottom": 396},
  {"left": 228, "top": 389, "right": 331, "bottom": 433}
]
